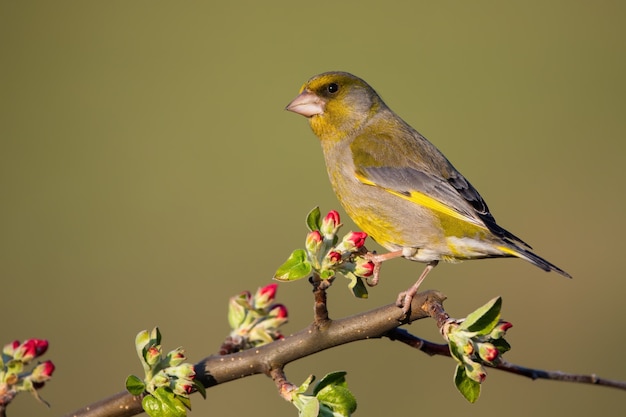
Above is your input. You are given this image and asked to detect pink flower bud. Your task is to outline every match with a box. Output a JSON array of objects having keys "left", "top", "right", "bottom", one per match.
[
  {"left": 321, "top": 210, "right": 341, "bottom": 237},
  {"left": 255, "top": 283, "right": 278, "bottom": 308},
  {"left": 168, "top": 347, "right": 187, "bottom": 367},
  {"left": 327, "top": 251, "right": 342, "bottom": 264},
  {"left": 305, "top": 230, "right": 323, "bottom": 253},
  {"left": 354, "top": 259, "right": 375, "bottom": 277},
  {"left": 347, "top": 231, "right": 367, "bottom": 248},
  {"left": 15, "top": 339, "right": 49, "bottom": 362},
  {"left": 478, "top": 343, "right": 499, "bottom": 362},
  {"left": 3, "top": 340, "right": 20, "bottom": 356},
  {"left": 269, "top": 304, "right": 288, "bottom": 319},
  {"left": 179, "top": 384, "right": 194, "bottom": 395},
  {"left": 30, "top": 360, "right": 55, "bottom": 383},
  {"left": 145, "top": 346, "right": 162, "bottom": 366},
  {"left": 490, "top": 321, "right": 513, "bottom": 339}
]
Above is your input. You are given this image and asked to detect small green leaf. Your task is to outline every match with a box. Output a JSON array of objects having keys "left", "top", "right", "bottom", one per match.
[
  {"left": 178, "top": 396, "right": 192, "bottom": 411},
  {"left": 274, "top": 249, "right": 312, "bottom": 281},
  {"left": 294, "top": 394, "right": 320, "bottom": 417},
  {"left": 125, "top": 375, "right": 146, "bottom": 396},
  {"left": 345, "top": 273, "right": 368, "bottom": 299},
  {"left": 460, "top": 296, "right": 502, "bottom": 335},
  {"left": 306, "top": 207, "right": 321, "bottom": 232},
  {"left": 320, "top": 269, "right": 336, "bottom": 280},
  {"left": 135, "top": 330, "right": 151, "bottom": 364},
  {"left": 193, "top": 380, "right": 207, "bottom": 399},
  {"left": 313, "top": 371, "right": 348, "bottom": 395},
  {"left": 309, "top": 371, "right": 356, "bottom": 417},
  {"left": 142, "top": 387, "right": 188, "bottom": 417},
  {"left": 447, "top": 339, "right": 464, "bottom": 364},
  {"left": 317, "top": 385, "right": 357, "bottom": 417},
  {"left": 492, "top": 338, "right": 511, "bottom": 354},
  {"left": 152, "top": 327, "right": 162, "bottom": 346},
  {"left": 454, "top": 365, "right": 481, "bottom": 403},
  {"left": 142, "top": 395, "right": 161, "bottom": 417}
]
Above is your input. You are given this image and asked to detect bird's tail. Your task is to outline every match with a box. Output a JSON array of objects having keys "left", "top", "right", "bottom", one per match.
[{"left": 498, "top": 242, "right": 572, "bottom": 278}]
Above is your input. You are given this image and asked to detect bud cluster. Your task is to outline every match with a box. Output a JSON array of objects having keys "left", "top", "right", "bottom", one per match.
[
  {"left": 444, "top": 319, "right": 512, "bottom": 383},
  {"left": 132, "top": 327, "right": 196, "bottom": 398},
  {"left": 275, "top": 208, "right": 377, "bottom": 297},
  {"left": 0, "top": 338, "right": 55, "bottom": 408},
  {"left": 307, "top": 210, "right": 375, "bottom": 282},
  {"left": 227, "top": 283, "right": 288, "bottom": 350}
]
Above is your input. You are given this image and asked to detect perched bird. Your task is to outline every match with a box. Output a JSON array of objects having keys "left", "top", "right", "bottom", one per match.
[{"left": 286, "top": 71, "right": 570, "bottom": 315}]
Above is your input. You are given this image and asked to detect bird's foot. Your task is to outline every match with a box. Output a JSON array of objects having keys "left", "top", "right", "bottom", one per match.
[
  {"left": 395, "top": 260, "right": 439, "bottom": 320},
  {"left": 396, "top": 288, "right": 417, "bottom": 319}
]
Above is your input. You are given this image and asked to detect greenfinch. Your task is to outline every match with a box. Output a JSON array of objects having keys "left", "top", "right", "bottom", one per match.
[{"left": 286, "top": 71, "right": 570, "bottom": 315}]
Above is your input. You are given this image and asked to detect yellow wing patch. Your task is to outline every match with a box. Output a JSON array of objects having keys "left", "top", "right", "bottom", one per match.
[{"left": 355, "top": 172, "right": 483, "bottom": 227}]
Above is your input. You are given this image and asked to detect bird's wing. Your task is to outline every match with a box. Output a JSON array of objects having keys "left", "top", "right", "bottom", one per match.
[{"left": 350, "top": 132, "right": 531, "bottom": 247}]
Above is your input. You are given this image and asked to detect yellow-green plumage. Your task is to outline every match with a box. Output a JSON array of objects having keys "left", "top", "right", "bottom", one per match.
[{"left": 286, "top": 71, "right": 570, "bottom": 307}]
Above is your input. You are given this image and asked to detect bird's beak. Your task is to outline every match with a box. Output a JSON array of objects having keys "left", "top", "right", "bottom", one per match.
[{"left": 285, "top": 90, "right": 324, "bottom": 117}]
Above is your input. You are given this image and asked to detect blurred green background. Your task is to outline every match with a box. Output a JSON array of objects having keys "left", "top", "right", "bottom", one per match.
[{"left": 2, "top": 1, "right": 625, "bottom": 416}]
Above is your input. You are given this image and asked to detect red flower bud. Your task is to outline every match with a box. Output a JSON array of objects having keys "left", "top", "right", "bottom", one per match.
[
  {"left": 259, "top": 283, "right": 278, "bottom": 299},
  {"left": 325, "top": 210, "right": 340, "bottom": 226},
  {"left": 145, "top": 346, "right": 162, "bottom": 366},
  {"left": 15, "top": 339, "right": 49, "bottom": 362},
  {"left": 490, "top": 321, "right": 513, "bottom": 339},
  {"left": 305, "top": 230, "right": 323, "bottom": 253},
  {"left": 30, "top": 360, "right": 55, "bottom": 383},
  {"left": 269, "top": 304, "right": 288, "bottom": 319},
  {"left": 345, "top": 231, "right": 368, "bottom": 249},
  {"left": 478, "top": 343, "right": 499, "bottom": 362},
  {"left": 354, "top": 259, "right": 375, "bottom": 277},
  {"left": 327, "top": 251, "right": 342, "bottom": 264},
  {"left": 255, "top": 283, "right": 279, "bottom": 308}
]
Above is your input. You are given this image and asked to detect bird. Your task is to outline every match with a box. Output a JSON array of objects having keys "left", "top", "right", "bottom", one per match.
[{"left": 285, "top": 71, "right": 570, "bottom": 316}]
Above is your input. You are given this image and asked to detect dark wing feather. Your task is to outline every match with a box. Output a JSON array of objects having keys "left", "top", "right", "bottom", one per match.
[{"left": 446, "top": 171, "right": 532, "bottom": 248}]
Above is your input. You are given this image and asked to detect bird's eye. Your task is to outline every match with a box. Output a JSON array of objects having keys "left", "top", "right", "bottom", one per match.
[{"left": 327, "top": 83, "right": 339, "bottom": 94}]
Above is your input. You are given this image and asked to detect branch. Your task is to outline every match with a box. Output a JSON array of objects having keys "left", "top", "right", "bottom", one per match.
[
  {"left": 61, "top": 289, "right": 626, "bottom": 417},
  {"left": 387, "top": 328, "right": 626, "bottom": 390},
  {"left": 61, "top": 290, "right": 443, "bottom": 417}
]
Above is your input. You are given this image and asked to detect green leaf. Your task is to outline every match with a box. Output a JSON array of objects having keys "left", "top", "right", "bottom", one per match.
[
  {"left": 178, "top": 396, "right": 192, "bottom": 411},
  {"left": 320, "top": 269, "right": 336, "bottom": 280},
  {"left": 125, "top": 375, "right": 146, "bottom": 396},
  {"left": 294, "top": 394, "right": 320, "bottom": 417},
  {"left": 492, "top": 338, "right": 511, "bottom": 354},
  {"left": 454, "top": 365, "right": 481, "bottom": 403},
  {"left": 317, "top": 385, "right": 357, "bottom": 417},
  {"left": 142, "top": 387, "right": 188, "bottom": 417},
  {"left": 447, "top": 339, "right": 464, "bottom": 364},
  {"left": 344, "top": 273, "right": 368, "bottom": 299},
  {"left": 274, "top": 249, "right": 312, "bottom": 281},
  {"left": 313, "top": 371, "right": 348, "bottom": 395},
  {"left": 152, "top": 327, "right": 162, "bottom": 346},
  {"left": 460, "top": 296, "right": 502, "bottom": 335},
  {"left": 309, "top": 372, "right": 356, "bottom": 417},
  {"left": 306, "top": 207, "right": 321, "bottom": 232},
  {"left": 135, "top": 330, "right": 151, "bottom": 363},
  {"left": 193, "top": 380, "right": 207, "bottom": 399},
  {"left": 295, "top": 375, "right": 315, "bottom": 394}
]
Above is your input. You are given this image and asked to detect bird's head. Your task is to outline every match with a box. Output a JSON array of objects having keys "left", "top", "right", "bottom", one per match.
[{"left": 286, "top": 71, "right": 383, "bottom": 140}]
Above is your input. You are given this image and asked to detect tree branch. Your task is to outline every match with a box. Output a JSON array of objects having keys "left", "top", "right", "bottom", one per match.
[
  {"left": 387, "top": 328, "right": 626, "bottom": 390},
  {"left": 61, "top": 289, "right": 626, "bottom": 417}
]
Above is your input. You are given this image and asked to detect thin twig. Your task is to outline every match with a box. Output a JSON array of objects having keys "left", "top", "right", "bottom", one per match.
[{"left": 387, "top": 328, "right": 626, "bottom": 391}]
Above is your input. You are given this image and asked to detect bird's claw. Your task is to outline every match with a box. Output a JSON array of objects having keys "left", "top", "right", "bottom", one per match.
[{"left": 395, "top": 290, "right": 413, "bottom": 319}]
